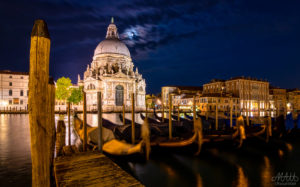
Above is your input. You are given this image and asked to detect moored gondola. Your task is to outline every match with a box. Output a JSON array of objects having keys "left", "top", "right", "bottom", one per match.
[{"left": 73, "top": 114, "right": 150, "bottom": 156}]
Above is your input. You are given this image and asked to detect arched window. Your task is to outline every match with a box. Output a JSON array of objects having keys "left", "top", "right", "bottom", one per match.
[
  {"left": 87, "top": 84, "right": 95, "bottom": 90},
  {"left": 115, "top": 85, "right": 124, "bottom": 106}
]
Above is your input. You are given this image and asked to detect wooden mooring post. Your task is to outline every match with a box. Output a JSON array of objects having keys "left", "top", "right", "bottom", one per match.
[
  {"left": 122, "top": 103, "right": 126, "bottom": 125},
  {"left": 131, "top": 93, "right": 135, "bottom": 144},
  {"left": 82, "top": 90, "right": 87, "bottom": 151},
  {"left": 215, "top": 99, "right": 219, "bottom": 130},
  {"left": 193, "top": 96, "right": 196, "bottom": 122},
  {"left": 177, "top": 104, "right": 180, "bottom": 122},
  {"left": 168, "top": 94, "right": 172, "bottom": 139},
  {"left": 230, "top": 97, "right": 233, "bottom": 128},
  {"left": 29, "top": 19, "right": 55, "bottom": 187},
  {"left": 162, "top": 97, "right": 165, "bottom": 123},
  {"left": 67, "top": 102, "right": 71, "bottom": 146},
  {"left": 97, "top": 92, "right": 103, "bottom": 152}
]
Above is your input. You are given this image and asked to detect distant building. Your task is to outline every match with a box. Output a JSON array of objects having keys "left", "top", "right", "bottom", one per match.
[
  {"left": 199, "top": 93, "right": 240, "bottom": 114},
  {"left": 0, "top": 70, "right": 29, "bottom": 110},
  {"left": 202, "top": 77, "right": 269, "bottom": 116},
  {"left": 78, "top": 18, "right": 146, "bottom": 112},
  {"left": 161, "top": 86, "right": 203, "bottom": 108},
  {"left": 203, "top": 79, "right": 225, "bottom": 94},
  {"left": 225, "top": 77, "right": 269, "bottom": 116},
  {"left": 269, "top": 87, "right": 287, "bottom": 116},
  {"left": 287, "top": 89, "right": 300, "bottom": 112}
]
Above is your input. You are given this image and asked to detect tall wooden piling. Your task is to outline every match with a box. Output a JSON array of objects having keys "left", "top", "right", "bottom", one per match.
[
  {"left": 29, "top": 19, "right": 55, "bottom": 187},
  {"left": 168, "top": 94, "right": 172, "bottom": 139},
  {"left": 97, "top": 92, "right": 103, "bottom": 152},
  {"left": 246, "top": 102, "right": 249, "bottom": 126},
  {"left": 131, "top": 93, "right": 135, "bottom": 144},
  {"left": 177, "top": 105, "right": 180, "bottom": 122},
  {"left": 122, "top": 103, "right": 125, "bottom": 125},
  {"left": 230, "top": 97, "right": 233, "bottom": 128},
  {"left": 258, "top": 101, "right": 261, "bottom": 118},
  {"left": 162, "top": 97, "right": 165, "bottom": 123},
  {"left": 67, "top": 102, "right": 71, "bottom": 146},
  {"left": 82, "top": 90, "right": 87, "bottom": 151},
  {"left": 193, "top": 96, "right": 196, "bottom": 122},
  {"left": 215, "top": 98, "right": 219, "bottom": 130}
]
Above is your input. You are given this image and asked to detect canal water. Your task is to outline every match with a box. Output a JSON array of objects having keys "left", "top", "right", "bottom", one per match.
[{"left": 0, "top": 114, "right": 299, "bottom": 187}]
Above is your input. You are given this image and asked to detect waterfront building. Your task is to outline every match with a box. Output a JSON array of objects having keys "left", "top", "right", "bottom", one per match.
[
  {"left": 225, "top": 77, "right": 269, "bottom": 116},
  {"left": 203, "top": 79, "right": 225, "bottom": 94},
  {"left": 269, "top": 87, "right": 287, "bottom": 116},
  {"left": 78, "top": 18, "right": 146, "bottom": 112},
  {"left": 0, "top": 70, "right": 29, "bottom": 110},
  {"left": 161, "top": 86, "right": 202, "bottom": 110},
  {"left": 287, "top": 89, "right": 300, "bottom": 112},
  {"left": 199, "top": 93, "right": 240, "bottom": 114}
]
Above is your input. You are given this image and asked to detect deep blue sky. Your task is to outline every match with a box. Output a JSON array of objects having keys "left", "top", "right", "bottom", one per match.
[{"left": 0, "top": 0, "right": 299, "bottom": 94}]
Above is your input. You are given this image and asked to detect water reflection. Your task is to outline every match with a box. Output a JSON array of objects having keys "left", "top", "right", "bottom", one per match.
[
  {"left": 233, "top": 166, "right": 248, "bottom": 187},
  {"left": 0, "top": 113, "right": 299, "bottom": 187},
  {"left": 261, "top": 156, "right": 274, "bottom": 187}
]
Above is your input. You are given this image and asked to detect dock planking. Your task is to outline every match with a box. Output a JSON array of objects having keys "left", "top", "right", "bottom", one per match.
[{"left": 54, "top": 151, "right": 144, "bottom": 187}]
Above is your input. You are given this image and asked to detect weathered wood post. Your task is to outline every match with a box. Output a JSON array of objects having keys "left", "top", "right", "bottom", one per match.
[
  {"left": 145, "top": 101, "right": 148, "bottom": 119},
  {"left": 56, "top": 120, "right": 66, "bottom": 157},
  {"left": 29, "top": 19, "right": 55, "bottom": 187},
  {"left": 168, "top": 94, "right": 172, "bottom": 139},
  {"left": 97, "top": 92, "right": 103, "bottom": 152},
  {"left": 67, "top": 102, "right": 71, "bottom": 146},
  {"left": 162, "top": 97, "right": 165, "bottom": 123},
  {"left": 246, "top": 101, "right": 249, "bottom": 126},
  {"left": 193, "top": 96, "right": 196, "bottom": 122},
  {"left": 122, "top": 103, "right": 125, "bottom": 125},
  {"left": 258, "top": 101, "right": 261, "bottom": 118},
  {"left": 230, "top": 97, "right": 233, "bottom": 128},
  {"left": 177, "top": 104, "right": 180, "bottom": 122},
  {"left": 82, "top": 89, "right": 87, "bottom": 151},
  {"left": 131, "top": 93, "right": 135, "bottom": 144},
  {"left": 215, "top": 98, "right": 219, "bottom": 130}
]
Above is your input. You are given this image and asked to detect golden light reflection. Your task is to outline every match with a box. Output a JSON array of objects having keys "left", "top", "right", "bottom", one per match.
[
  {"left": 233, "top": 166, "right": 248, "bottom": 187},
  {"left": 285, "top": 143, "right": 293, "bottom": 152},
  {"left": 261, "top": 156, "right": 274, "bottom": 187},
  {"left": 278, "top": 149, "right": 284, "bottom": 158},
  {"left": 196, "top": 173, "right": 203, "bottom": 187}
]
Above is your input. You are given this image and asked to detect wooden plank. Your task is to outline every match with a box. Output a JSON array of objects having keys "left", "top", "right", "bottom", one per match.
[{"left": 54, "top": 151, "right": 143, "bottom": 187}]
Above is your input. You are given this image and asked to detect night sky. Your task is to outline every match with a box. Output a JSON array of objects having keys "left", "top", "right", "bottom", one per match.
[{"left": 0, "top": 0, "right": 299, "bottom": 94}]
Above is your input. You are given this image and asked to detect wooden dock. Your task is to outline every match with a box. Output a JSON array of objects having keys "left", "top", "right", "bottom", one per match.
[{"left": 54, "top": 151, "right": 144, "bottom": 187}]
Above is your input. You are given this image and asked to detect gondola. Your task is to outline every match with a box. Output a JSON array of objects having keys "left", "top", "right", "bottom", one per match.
[
  {"left": 154, "top": 112, "right": 245, "bottom": 149},
  {"left": 73, "top": 114, "right": 149, "bottom": 156},
  {"left": 124, "top": 113, "right": 193, "bottom": 137},
  {"left": 139, "top": 113, "right": 160, "bottom": 124}
]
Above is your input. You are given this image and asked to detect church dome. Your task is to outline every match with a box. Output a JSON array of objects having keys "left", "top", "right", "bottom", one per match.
[
  {"left": 94, "top": 39, "right": 130, "bottom": 57},
  {"left": 94, "top": 18, "right": 130, "bottom": 57}
]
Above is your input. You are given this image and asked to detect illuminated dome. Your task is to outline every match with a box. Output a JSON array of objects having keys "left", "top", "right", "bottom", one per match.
[
  {"left": 94, "top": 17, "right": 130, "bottom": 57},
  {"left": 94, "top": 39, "right": 130, "bottom": 57}
]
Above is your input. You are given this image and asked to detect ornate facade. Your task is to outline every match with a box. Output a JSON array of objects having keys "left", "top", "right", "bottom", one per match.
[{"left": 78, "top": 18, "right": 146, "bottom": 112}]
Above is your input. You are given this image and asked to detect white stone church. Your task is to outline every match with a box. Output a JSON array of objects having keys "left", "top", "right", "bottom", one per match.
[{"left": 78, "top": 18, "right": 146, "bottom": 112}]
